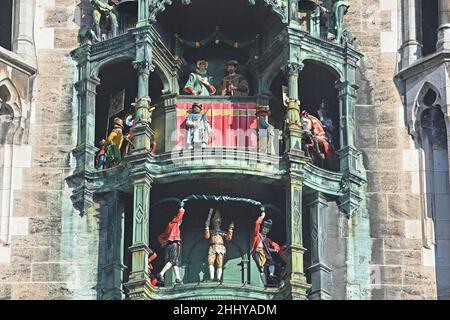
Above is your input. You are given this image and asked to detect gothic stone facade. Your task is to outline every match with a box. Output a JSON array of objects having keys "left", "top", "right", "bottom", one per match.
[{"left": 0, "top": 0, "right": 449, "bottom": 300}]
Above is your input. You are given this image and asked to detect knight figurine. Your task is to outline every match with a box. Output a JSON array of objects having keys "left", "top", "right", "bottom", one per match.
[
  {"left": 185, "top": 103, "right": 213, "bottom": 149},
  {"left": 183, "top": 60, "right": 216, "bottom": 96},
  {"left": 90, "top": 0, "right": 119, "bottom": 40},
  {"left": 204, "top": 208, "right": 234, "bottom": 282},
  {"left": 220, "top": 60, "right": 249, "bottom": 96},
  {"left": 301, "top": 110, "right": 331, "bottom": 161}
]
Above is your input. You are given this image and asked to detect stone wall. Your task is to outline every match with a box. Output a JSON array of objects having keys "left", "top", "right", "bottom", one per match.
[
  {"left": 343, "top": 0, "right": 437, "bottom": 299},
  {"left": 0, "top": 0, "right": 99, "bottom": 300}
]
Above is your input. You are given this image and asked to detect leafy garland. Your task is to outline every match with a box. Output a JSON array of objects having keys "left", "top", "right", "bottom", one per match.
[{"left": 174, "top": 26, "right": 261, "bottom": 58}]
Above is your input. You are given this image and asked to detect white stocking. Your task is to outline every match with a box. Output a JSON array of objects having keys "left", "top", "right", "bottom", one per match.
[
  {"left": 209, "top": 265, "right": 215, "bottom": 280},
  {"left": 173, "top": 265, "right": 181, "bottom": 281},
  {"left": 160, "top": 262, "right": 172, "bottom": 277},
  {"left": 217, "top": 267, "right": 223, "bottom": 281}
]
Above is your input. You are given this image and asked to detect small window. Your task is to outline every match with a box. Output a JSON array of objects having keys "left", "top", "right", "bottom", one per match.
[
  {"left": 0, "top": 0, "right": 13, "bottom": 51},
  {"left": 420, "top": 0, "right": 439, "bottom": 56}
]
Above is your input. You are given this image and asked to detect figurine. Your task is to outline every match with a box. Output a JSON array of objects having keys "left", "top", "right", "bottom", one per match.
[
  {"left": 317, "top": 100, "right": 335, "bottom": 145},
  {"left": 91, "top": 0, "right": 119, "bottom": 40},
  {"left": 301, "top": 110, "right": 331, "bottom": 161},
  {"left": 185, "top": 103, "right": 213, "bottom": 149},
  {"left": 147, "top": 251, "right": 158, "bottom": 287},
  {"left": 204, "top": 208, "right": 234, "bottom": 282},
  {"left": 220, "top": 60, "right": 249, "bottom": 96},
  {"left": 183, "top": 60, "right": 216, "bottom": 96},
  {"left": 251, "top": 211, "right": 285, "bottom": 286},
  {"left": 256, "top": 105, "right": 274, "bottom": 154},
  {"left": 328, "top": 0, "right": 349, "bottom": 43},
  {"left": 96, "top": 139, "right": 107, "bottom": 170},
  {"left": 105, "top": 117, "right": 124, "bottom": 168},
  {"left": 311, "top": 0, "right": 330, "bottom": 39},
  {"left": 157, "top": 207, "right": 186, "bottom": 285}
]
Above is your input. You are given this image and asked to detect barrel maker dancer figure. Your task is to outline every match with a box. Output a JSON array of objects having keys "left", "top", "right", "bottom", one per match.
[
  {"left": 157, "top": 207, "right": 186, "bottom": 285},
  {"left": 251, "top": 211, "right": 286, "bottom": 286}
]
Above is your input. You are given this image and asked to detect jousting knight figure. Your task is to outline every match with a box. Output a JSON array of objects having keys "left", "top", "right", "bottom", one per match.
[
  {"left": 157, "top": 207, "right": 186, "bottom": 285},
  {"left": 204, "top": 208, "right": 234, "bottom": 282}
]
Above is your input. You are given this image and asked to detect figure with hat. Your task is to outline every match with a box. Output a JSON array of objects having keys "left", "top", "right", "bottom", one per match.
[
  {"left": 204, "top": 208, "right": 234, "bottom": 282},
  {"left": 105, "top": 117, "right": 124, "bottom": 168},
  {"left": 301, "top": 110, "right": 331, "bottom": 162},
  {"left": 157, "top": 207, "right": 186, "bottom": 285},
  {"left": 251, "top": 211, "right": 286, "bottom": 286},
  {"left": 220, "top": 60, "right": 249, "bottom": 96},
  {"left": 96, "top": 139, "right": 107, "bottom": 170},
  {"left": 256, "top": 105, "right": 274, "bottom": 154},
  {"left": 183, "top": 60, "right": 216, "bottom": 96},
  {"left": 185, "top": 103, "right": 213, "bottom": 149}
]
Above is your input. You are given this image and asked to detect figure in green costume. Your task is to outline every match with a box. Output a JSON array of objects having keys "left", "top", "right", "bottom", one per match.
[
  {"left": 90, "top": 0, "right": 118, "bottom": 40},
  {"left": 183, "top": 60, "right": 216, "bottom": 96}
]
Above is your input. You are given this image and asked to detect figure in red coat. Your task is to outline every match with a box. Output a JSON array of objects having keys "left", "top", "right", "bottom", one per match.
[
  {"left": 156, "top": 207, "right": 185, "bottom": 284},
  {"left": 251, "top": 211, "right": 286, "bottom": 286},
  {"left": 301, "top": 110, "right": 331, "bottom": 160}
]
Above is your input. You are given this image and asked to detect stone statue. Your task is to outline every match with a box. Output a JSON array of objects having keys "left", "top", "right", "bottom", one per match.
[
  {"left": 220, "top": 60, "right": 249, "bottom": 96},
  {"left": 301, "top": 110, "right": 331, "bottom": 161},
  {"left": 204, "top": 208, "right": 234, "bottom": 282},
  {"left": 251, "top": 211, "right": 286, "bottom": 287},
  {"left": 157, "top": 207, "right": 186, "bottom": 285},
  {"left": 256, "top": 105, "right": 274, "bottom": 154},
  {"left": 183, "top": 60, "right": 216, "bottom": 96},
  {"left": 105, "top": 117, "right": 124, "bottom": 168},
  {"left": 185, "top": 103, "right": 213, "bottom": 149},
  {"left": 96, "top": 139, "right": 107, "bottom": 170},
  {"left": 328, "top": 0, "right": 349, "bottom": 43},
  {"left": 90, "top": 0, "right": 119, "bottom": 40}
]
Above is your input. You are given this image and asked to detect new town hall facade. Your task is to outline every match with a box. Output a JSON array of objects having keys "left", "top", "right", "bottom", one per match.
[{"left": 0, "top": 0, "right": 449, "bottom": 300}]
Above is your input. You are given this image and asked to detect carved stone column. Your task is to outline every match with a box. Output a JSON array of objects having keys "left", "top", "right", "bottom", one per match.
[
  {"left": 125, "top": 171, "right": 154, "bottom": 299},
  {"left": 283, "top": 62, "right": 304, "bottom": 152},
  {"left": 400, "top": 0, "right": 422, "bottom": 67},
  {"left": 281, "top": 167, "right": 310, "bottom": 300},
  {"left": 306, "top": 192, "right": 331, "bottom": 300},
  {"left": 137, "top": 0, "right": 150, "bottom": 27},
  {"left": 12, "top": 0, "right": 36, "bottom": 63},
  {"left": 99, "top": 192, "right": 126, "bottom": 300},
  {"left": 335, "top": 81, "right": 365, "bottom": 216},
  {"left": 437, "top": 0, "right": 450, "bottom": 51}
]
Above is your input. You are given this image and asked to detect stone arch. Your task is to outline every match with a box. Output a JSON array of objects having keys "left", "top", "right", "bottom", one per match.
[
  {"left": 413, "top": 82, "right": 447, "bottom": 139},
  {"left": 90, "top": 53, "right": 136, "bottom": 78},
  {"left": 0, "top": 78, "right": 24, "bottom": 145},
  {"left": 300, "top": 57, "right": 344, "bottom": 82}
]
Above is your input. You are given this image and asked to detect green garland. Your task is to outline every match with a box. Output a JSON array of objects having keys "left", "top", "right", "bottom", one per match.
[{"left": 175, "top": 26, "right": 260, "bottom": 50}]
